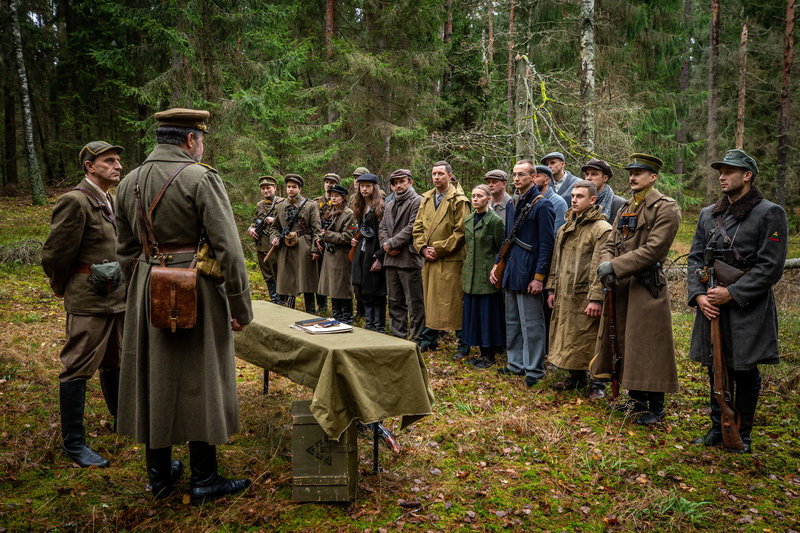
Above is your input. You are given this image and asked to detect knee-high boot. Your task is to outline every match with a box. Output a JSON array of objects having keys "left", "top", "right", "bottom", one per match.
[
  {"left": 146, "top": 446, "right": 184, "bottom": 499},
  {"left": 733, "top": 370, "right": 761, "bottom": 453},
  {"left": 189, "top": 441, "right": 251, "bottom": 505},
  {"left": 635, "top": 391, "right": 666, "bottom": 425},
  {"left": 303, "top": 292, "right": 316, "bottom": 315},
  {"left": 60, "top": 380, "right": 109, "bottom": 468}
]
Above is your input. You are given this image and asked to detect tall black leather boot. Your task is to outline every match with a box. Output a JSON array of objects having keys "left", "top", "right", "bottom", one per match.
[
  {"left": 146, "top": 446, "right": 184, "bottom": 499},
  {"left": 316, "top": 293, "right": 328, "bottom": 313},
  {"left": 635, "top": 392, "right": 666, "bottom": 426},
  {"left": 99, "top": 369, "right": 119, "bottom": 432},
  {"left": 418, "top": 328, "right": 439, "bottom": 352},
  {"left": 693, "top": 368, "right": 722, "bottom": 446},
  {"left": 60, "top": 380, "right": 109, "bottom": 468},
  {"left": 331, "top": 298, "right": 342, "bottom": 322},
  {"left": 303, "top": 292, "right": 316, "bottom": 315},
  {"left": 733, "top": 370, "right": 761, "bottom": 453},
  {"left": 614, "top": 389, "right": 648, "bottom": 414},
  {"left": 267, "top": 280, "right": 279, "bottom": 304},
  {"left": 340, "top": 298, "right": 353, "bottom": 325},
  {"left": 189, "top": 441, "right": 251, "bottom": 505}
]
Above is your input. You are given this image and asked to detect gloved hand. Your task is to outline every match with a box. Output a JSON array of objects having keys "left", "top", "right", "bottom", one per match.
[{"left": 597, "top": 261, "right": 617, "bottom": 289}]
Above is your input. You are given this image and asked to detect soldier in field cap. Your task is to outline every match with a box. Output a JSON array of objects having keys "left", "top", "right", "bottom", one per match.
[
  {"left": 687, "top": 149, "right": 788, "bottom": 453},
  {"left": 42, "top": 140, "right": 126, "bottom": 468},
  {"left": 115, "top": 107, "right": 253, "bottom": 503},
  {"left": 593, "top": 152, "right": 681, "bottom": 426},
  {"left": 248, "top": 175, "right": 285, "bottom": 304}
]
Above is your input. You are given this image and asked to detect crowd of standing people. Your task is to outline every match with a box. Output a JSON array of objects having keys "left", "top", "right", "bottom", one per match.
[{"left": 39, "top": 107, "right": 789, "bottom": 506}]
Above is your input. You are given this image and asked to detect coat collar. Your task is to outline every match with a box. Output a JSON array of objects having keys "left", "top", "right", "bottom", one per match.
[{"left": 710, "top": 184, "right": 764, "bottom": 220}]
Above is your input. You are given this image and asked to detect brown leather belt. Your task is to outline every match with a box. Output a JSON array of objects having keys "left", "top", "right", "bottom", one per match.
[
  {"left": 74, "top": 264, "right": 92, "bottom": 274},
  {"left": 156, "top": 244, "right": 197, "bottom": 254}
]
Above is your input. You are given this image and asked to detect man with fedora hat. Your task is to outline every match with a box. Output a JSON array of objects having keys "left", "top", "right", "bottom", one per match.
[
  {"left": 269, "top": 173, "right": 323, "bottom": 312},
  {"left": 379, "top": 168, "right": 425, "bottom": 343},
  {"left": 592, "top": 153, "right": 681, "bottom": 426},
  {"left": 541, "top": 151, "right": 579, "bottom": 206},
  {"left": 687, "top": 149, "right": 788, "bottom": 453},
  {"left": 115, "top": 108, "right": 253, "bottom": 503},
  {"left": 42, "top": 141, "right": 126, "bottom": 468},
  {"left": 248, "top": 175, "right": 284, "bottom": 304},
  {"left": 485, "top": 169, "right": 513, "bottom": 225},
  {"left": 581, "top": 158, "right": 626, "bottom": 222}
]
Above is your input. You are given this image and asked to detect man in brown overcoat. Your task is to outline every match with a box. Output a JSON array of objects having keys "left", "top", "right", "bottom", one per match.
[
  {"left": 116, "top": 108, "right": 253, "bottom": 503},
  {"left": 593, "top": 153, "right": 681, "bottom": 425},
  {"left": 42, "top": 141, "right": 127, "bottom": 468},
  {"left": 247, "top": 175, "right": 284, "bottom": 304},
  {"left": 412, "top": 161, "right": 471, "bottom": 353},
  {"left": 379, "top": 169, "right": 425, "bottom": 343}
]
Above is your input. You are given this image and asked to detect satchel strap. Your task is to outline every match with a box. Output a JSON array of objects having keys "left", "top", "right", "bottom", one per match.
[
  {"left": 73, "top": 187, "right": 116, "bottom": 228},
  {"left": 711, "top": 215, "right": 748, "bottom": 266},
  {"left": 134, "top": 162, "right": 192, "bottom": 264}
]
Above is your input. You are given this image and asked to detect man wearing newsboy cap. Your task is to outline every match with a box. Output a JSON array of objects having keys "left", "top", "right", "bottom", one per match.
[{"left": 687, "top": 149, "right": 788, "bottom": 453}]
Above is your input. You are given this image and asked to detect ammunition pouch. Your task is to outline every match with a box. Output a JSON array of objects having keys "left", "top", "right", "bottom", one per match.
[
  {"left": 713, "top": 259, "right": 747, "bottom": 287},
  {"left": 633, "top": 262, "right": 664, "bottom": 298},
  {"left": 195, "top": 241, "right": 223, "bottom": 281},
  {"left": 284, "top": 231, "right": 299, "bottom": 247},
  {"left": 89, "top": 260, "right": 122, "bottom": 295}
]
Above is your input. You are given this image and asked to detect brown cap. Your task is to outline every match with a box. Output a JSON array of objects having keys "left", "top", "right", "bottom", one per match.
[
  {"left": 285, "top": 173, "right": 304, "bottom": 187},
  {"left": 353, "top": 166, "right": 370, "bottom": 177},
  {"left": 79, "top": 141, "right": 124, "bottom": 170},
  {"left": 154, "top": 108, "right": 211, "bottom": 132},
  {"left": 581, "top": 158, "right": 613, "bottom": 178},
  {"left": 258, "top": 175, "right": 277, "bottom": 187},
  {"left": 389, "top": 169, "right": 413, "bottom": 183},
  {"left": 322, "top": 173, "right": 341, "bottom": 184},
  {"left": 484, "top": 169, "right": 508, "bottom": 182}
]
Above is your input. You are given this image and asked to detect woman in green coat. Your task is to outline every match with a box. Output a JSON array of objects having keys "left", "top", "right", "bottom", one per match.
[
  {"left": 461, "top": 185, "right": 506, "bottom": 368},
  {"left": 317, "top": 185, "right": 357, "bottom": 323}
]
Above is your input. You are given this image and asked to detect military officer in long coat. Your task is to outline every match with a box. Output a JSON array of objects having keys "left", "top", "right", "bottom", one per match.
[
  {"left": 687, "top": 149, "right": 788, "bottom": 453},
  {"left": 115, "top": 108, "right": 253, "bottom": 503},
  {"left": 317, "top": 184, "right": 357, "bottom": 323},
  {"left": 247, "top": 175, "right": 284, "bottom": 304},
  {"left": 42, "top": 141, "right": 126, "bottom": 468},
  {"left": 268, "top": 174, "right": 323, "bottom": 313},
  {"left": 412, "top": 160, "right": 471, "bottom": 352},
  {"left": 546, "top": 180, "right": 611, "bottom": 399},
  {"left": 593, "top": 153, "right": 681, "bottom": 426}
]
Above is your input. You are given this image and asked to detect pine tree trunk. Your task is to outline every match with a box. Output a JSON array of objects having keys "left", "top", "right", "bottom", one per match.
[
  {"left": 443, "top": 0, "right": 452, "bottom": 92},
  {"left": 579, "top": 0, "right": 595, "bottom": 153},
  {"left": 507, "top": 0, "right": 515, "bottom": 127},
  {"left": 735, "top": 22, "right": 748, "bottom": 150},
  {"left": 325, "top": 0, "right": 339, "bottom": 124},
  {"left": 706, "top": 0, "right": 720, "bottom": 203},
  {"left": 675, "top": 0, "right": 692, "bottom": 178},
  {"left": 777, "top": 0, "right": 794, "bottom": 208},
  {"left": 10, "top": 0, "right": 45, "bottom": 205},
  {"left": 488, "top": 0, "right": 494, "bottom": 60},
  {"left": 1, "top": 0, "right": 18, "bottom": 189}
]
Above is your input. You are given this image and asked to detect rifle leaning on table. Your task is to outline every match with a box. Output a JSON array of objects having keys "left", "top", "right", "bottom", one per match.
[
  {"left": 695, "top": 263, "right": 745, "bottom": 452},
  {"left": 491, "top": 194, "right": 543, "bottom": 289},
  {"left": 264, "top": 198, "right": 308, "bottom": 262}
]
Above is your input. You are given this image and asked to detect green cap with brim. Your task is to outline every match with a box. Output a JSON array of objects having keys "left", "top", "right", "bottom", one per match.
[
  {"left": 353, "top": 167, "right": 370, "bottom": 177},
  {"left": 154, "top": 108, "right": 211, "bottom": 133},
  {"left": 258, "top": 175, "right": 278, "bottom": 187},
  {"left": 79, "top": 141, "right": 124, "bottom": 170},
  {"left": 625, "top": 153, "right": 663, "bottom": 174},
  {"left": 710, "top": 149, "right": 759, "bottom": 176}
]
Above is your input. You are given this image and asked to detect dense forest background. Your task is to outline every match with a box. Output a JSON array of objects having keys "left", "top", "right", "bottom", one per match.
[{"left": 0, "top": 0, "right": 797, "bottom": 220}]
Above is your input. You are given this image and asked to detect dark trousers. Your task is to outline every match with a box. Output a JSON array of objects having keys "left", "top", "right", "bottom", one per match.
[
  {"left": 385, "top": 266, "right": 426, "bottom": 342},
  {"left": 363, "top": 294, "right": 386, "bottom": 332}
]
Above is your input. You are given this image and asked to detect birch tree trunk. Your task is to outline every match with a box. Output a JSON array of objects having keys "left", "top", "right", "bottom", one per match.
[
  {"left": 507, "top": 0, "right": 515, "bottom": 127},
  {"left": 675, "top": 0, "right": 692, "bottom": 178},
  {"left": 1, "top": 0, "right": 18, "bottom": 189},
  {"left": 777, "top": 0, "right": 795, "bottom": 208},
  {"left": 706, "top": 0, "right": 720, "bottom": 203},
  {"left": 488, "top": 0, "right": 494, "bottom": 60},
  {"left": 735, "top": 21, "right": 748, "bottom": 149},
  {"left": 10, "top": 0, "right": 45, "bottom": 205},
  {"left": 579, "top": 0, "right": 595, "bottom": 153},
  {"left": 514, "top": 57, "right": 532, "bottom": 159}
]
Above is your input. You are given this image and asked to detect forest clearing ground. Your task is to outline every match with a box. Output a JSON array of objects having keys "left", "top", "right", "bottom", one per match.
[{"left": 0, "top": 196, "right": 799, "bottom": 531}]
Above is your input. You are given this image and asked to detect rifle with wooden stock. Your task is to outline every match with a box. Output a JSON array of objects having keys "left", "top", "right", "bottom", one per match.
[
  {"left": 604, "top": 287, "right": 622, "bottom": 400},
  {"left": 491, "top": 194, "right": 543, "bottom": 289},
  {"left": 347, "top": 206, "right": 375, "bottom": 263},
  {"left": 264, "top": 198, "right": 307, "bottom": 263},
  {"left": 696, "top": 265, "right": 745, "bottom": 452}
]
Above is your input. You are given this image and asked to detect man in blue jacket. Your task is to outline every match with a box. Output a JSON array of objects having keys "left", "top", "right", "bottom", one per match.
[{"left": 490, "top": 160, "right": 556, "bottom": 387}]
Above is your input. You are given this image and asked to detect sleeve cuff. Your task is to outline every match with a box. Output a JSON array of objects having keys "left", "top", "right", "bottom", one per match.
[
  {"left": 534, "top": 273, "right": 546, "bottom": 282},
  {"left": 227, "top": 286, "right": 254, "bottom": 326}
]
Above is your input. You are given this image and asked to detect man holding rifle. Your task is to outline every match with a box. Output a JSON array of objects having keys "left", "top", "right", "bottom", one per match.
[
  {"left": 490, "top": 160, "right": 555, "bottom": 387},
  {"left": 593, "top": 153, "right": 680, "bottom": 425},
  {"left": 248, "top": 175, "right": 284, "bottom": 304},
  {"left": 688, "top": 149, "right": 788, "bottom": 453}
]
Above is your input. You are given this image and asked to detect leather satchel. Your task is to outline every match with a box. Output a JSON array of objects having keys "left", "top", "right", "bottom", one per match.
[
  {"left": 713, "top": 259, "right": 747, "bottom": 287},
  {"left": 135, "top": 163, "right": 198, "bottom": 332},
  {"left": 150, "top": 265, "right": 197, "bottom": 332}
]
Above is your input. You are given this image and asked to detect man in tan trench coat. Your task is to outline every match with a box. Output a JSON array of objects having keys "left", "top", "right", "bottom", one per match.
[
  {"left": 593, "top": 153, "right": 681, "bottom": 426},
  {"left": 42, "top": 141, "right": 126, "bottom": 468},
  {"left": 116, "top": 108, "right": 253, "bottom": 503},
  {"left": 412, "top": 160, "right": 471, "bottom": 353},
  {"left": 546, "top": 180, "right": 611, "bottom": 400}
]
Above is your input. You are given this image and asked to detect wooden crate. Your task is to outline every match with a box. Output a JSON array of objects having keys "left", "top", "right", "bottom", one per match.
[{"left": 291, "top": 400, "right": 358, "bottom": 502}]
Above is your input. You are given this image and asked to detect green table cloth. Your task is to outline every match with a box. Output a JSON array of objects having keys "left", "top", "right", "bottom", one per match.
[{"left": 234, "top": 300, "right": 435, "bottom": 440}]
